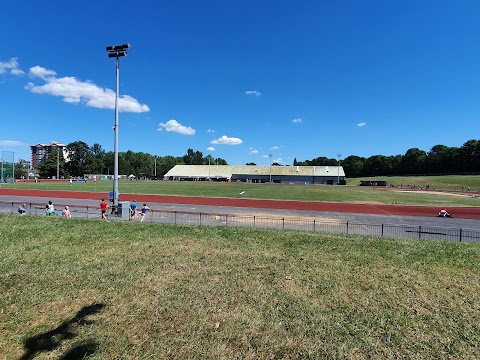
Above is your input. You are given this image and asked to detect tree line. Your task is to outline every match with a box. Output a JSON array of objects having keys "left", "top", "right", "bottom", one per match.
[
  {"left": 15, "top": 139, "right": 479, "bottom": 179},
  {"left": 18, "top": 142, "right": 227, "bottom": 179},
  {"left": 293, "top": 139, "right": 480, "bottom": 177}
]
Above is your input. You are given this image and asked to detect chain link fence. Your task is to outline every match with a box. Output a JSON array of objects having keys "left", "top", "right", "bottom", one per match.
[{"left": 1, "top": 200, "right": 479, "bottom": 243}]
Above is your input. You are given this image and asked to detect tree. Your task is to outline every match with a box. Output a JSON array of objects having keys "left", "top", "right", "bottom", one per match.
[
  {"left": 183, "top": 148, "right": 203, "bottom": 165},
  {"left": 341, "top": 156, "right": 365, "bottom": 177},
  {"left": 460, "top": 139, "right": 480, "bottom": 172},
  {"left": 363, "top": 155, "right": 393, "bottom": 176},
  {"left": 88, "top": 143, "right": 106, "bottom": 174},
  {"left": 214, "top": 157, "right": 228, "bottom": 165},
  {"left": 14, "top": 162, "right": 28, "bottom": 179},
  {"left": 66, "top": 141, "right": 91, "bottom": 176},
  {"left": 156, "top": 156, "right": 179, "bottom": 177},
  {"left": 246, "top": 162, "right": 256, "bottom": 166},
  {"left": 401, "top": 148, "right": 427, "bottom": 175},
  {"left": 38, "top": 149, "right": 67, "bottom": 178}
]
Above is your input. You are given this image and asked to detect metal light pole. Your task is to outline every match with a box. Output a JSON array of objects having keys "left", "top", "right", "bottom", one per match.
[
  {"left": 56, "top": 148, "right": 60, "bottom": 180},
  {"left": 337, "top": 153, "right": 342, "bottom": 185},
  {"left": 268, "top": 153, "right": 273, "bottom": 183},
  {"left": 106, "top": 43, "right": 130, "bottom": 209}
]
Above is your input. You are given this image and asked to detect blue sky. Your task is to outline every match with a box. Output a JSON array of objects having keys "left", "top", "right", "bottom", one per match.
[{"left": 1, "top": 0, "right": 480, "bottom": 166}]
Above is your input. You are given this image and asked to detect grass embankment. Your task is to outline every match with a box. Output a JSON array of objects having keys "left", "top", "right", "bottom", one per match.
[
  {"left": 4, "top": 177, "right": 480, "bottom": 206},
  {"left": 1, "top": 215, "right": 479, "bottom": 358}
]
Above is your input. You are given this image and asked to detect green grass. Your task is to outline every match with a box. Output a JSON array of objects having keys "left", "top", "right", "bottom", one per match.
[
  {"left": 347, "top": 175, "right": 480, "bottom": 190},
  {"left": 1, "top": 215, "right": 479, "bottom": 358},
  {"left": 3, "top": 176, "right": 480, "bottom": 206}
]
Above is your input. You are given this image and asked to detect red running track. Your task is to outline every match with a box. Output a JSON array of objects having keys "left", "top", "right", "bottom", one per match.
[{"left": 1, "top": 188, "right": 480, "bottom": 219}]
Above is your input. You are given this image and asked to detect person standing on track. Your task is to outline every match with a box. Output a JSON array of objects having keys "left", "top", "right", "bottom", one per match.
[
  {"left": 130, "top": 199, "right": 138, "bottom": 221},
  {"left": 98, "top": 199, "right": 109, "bottom": 220}
]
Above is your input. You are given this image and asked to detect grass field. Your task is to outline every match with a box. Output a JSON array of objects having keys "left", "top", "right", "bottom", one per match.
[
  {"left": 1, "top": 215, "right": 479, "bottom": 358},
  {"left": 348, "top": 175, "right": 480, "bottom": 190},
  {"left": 3, "top": 175, "right": 480, "bottom": 207}
]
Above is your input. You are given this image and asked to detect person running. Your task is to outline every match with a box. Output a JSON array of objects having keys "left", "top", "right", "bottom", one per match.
[
  {"left": 98, "top": 199, "right": 109, "bottom": 220},
  {"left": 62, "top": 206, "right": 71, "bottom": 219},
  {"left": 130, "top": 199, "right": 138, "bottom": 221},
  {"left": 139, "top": 203, "right": 151, "bottom": 222}
]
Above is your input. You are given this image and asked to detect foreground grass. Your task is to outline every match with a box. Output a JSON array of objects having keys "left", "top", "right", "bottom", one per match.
[
  {"left": 1, "top": 216, "right": 479, "bottom": 359},
  {"left": 4, "top": 177, "right": 480, "bottom": 207}
]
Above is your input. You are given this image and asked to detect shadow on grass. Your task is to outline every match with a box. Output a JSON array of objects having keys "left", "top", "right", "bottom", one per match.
[{"left": 20, "top": 303, "right": 105, "bottom": 360}]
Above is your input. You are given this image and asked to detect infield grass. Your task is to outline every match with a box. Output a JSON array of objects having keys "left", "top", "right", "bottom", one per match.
[{"left": 1, "top": 215, "right": 479, "bottom": 358}]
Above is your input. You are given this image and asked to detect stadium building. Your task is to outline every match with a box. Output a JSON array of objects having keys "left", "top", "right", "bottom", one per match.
[{"left": 164, "top": 165, "right": 346, "bottom": 185}]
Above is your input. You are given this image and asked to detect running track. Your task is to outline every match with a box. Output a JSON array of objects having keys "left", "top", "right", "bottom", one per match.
[{"left": 1, "top": 188, "right": 479, "bottom": 220}]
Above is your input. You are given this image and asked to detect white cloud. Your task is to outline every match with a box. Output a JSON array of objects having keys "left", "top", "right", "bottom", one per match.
[
  {"left": 0, "top": 140, "right": 26, "bottom": 147},
  {"left": 274, "top": 157, "right": 283, "bottom": 164},
  {"left": 25, "top": 66, "right": 149, "bottom": 113},
  {"left": 357, "top": 122, "right": 366, "bottom": 127},
  {"left": 248, "top": 149, "right": 258, "bottom": 155},
  {"left": 29, "top": 66, "right": 56, "bottom": 79},
  {"left": 292, "top": 118, "right": 302, "bottom": 123},
  {"left": 211, "top": 135, "right": 243, "bottom": 145},
  {"left": 270, "top": 146, "right": 279, "bottom": 150},
  {"left": 245, "top": 90, "right": 261, "bottom": 96},
  {"left": 207, "top": 129, "right": 215, "bottom": 133},
  {"left": 0, "top": 58, "right": 24, "bottom": 75},
  {"left": 207, "top": 147, "right": 215, "bottom": 152},
  {"left": 158, "top": 119, "right": 195, "bottom": 135}
]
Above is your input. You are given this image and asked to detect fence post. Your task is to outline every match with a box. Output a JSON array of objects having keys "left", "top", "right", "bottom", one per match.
[
  {"left": 87, "top": 206, "right": 89, "bottom": 219},
  {"left": 174, "top": 211, "right": 177, "bottom": 224},
  {"left": 459, "top": 228, "right": 462, "bottom": 242},
  {"left": 313, "top": 219, "right": 316, "bottom": 232},
  {"left": 282, "top": 218, "right": 285, "bottom": 230},
  {"left": 381, "top": 224, "right": 384, "bottom": 237},
  {"left": 346, "top": 221, "right": 349, "bottom": 234},
  {"left": 419, "top": 226, "right": 422, "bottom": 239},
  {"left": 225, "top": 214, "right": 228, "bottom": 226},
  {"left": 253, "top": 215, "right": 255, "bottom": 228},
  {"left": 199, "top": 213, "right": 202, "bottom": 226},
  {"left": 11, "top": 202, "right": 14, "bottom": 214}
]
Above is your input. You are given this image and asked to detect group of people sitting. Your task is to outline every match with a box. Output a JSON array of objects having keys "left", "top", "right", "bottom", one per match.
[{"left": 18, "top": 201, "right": 71, "bottom": 218}]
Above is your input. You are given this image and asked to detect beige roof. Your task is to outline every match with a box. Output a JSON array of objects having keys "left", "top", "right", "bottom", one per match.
[{"left": 165, "top": 165, "right": 345, "bottom": 178}]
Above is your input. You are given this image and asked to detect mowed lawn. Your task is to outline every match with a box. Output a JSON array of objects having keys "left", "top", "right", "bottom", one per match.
[
  {"left": 4, "top": 176, "right": 480, "bottom": 206},
  {"left": 1, "top": 215, "right": 479, "bottom": 358}
]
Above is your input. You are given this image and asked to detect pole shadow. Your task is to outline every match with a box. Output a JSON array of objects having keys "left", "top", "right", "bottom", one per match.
[{"left": 20, "top": 303, "right": 105, "bottom": 360}]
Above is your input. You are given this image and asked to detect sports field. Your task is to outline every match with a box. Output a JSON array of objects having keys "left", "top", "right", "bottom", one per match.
[{"left": 3, "top": 177, "right": 480, "bottom": 206}]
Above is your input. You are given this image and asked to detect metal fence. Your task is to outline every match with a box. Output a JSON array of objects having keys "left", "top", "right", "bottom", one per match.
[{"left": 2, "top": 200, "right": 479, "bottom": 243}]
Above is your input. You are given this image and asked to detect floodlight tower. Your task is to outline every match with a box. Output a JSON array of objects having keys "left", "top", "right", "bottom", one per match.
[
  {"left": 106, "top": 43, "right": 131, "bottom": 210},
  {"left": 268, "top": 154, "right": 273, "bottom": 183},
  {"left": 337, "top": 154, "right": 342, "bottom": 185}
]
